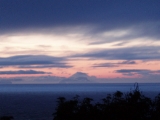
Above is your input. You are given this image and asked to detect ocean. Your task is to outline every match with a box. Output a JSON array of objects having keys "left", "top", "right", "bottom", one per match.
[{"left": 0, "top": 83, "right": 160, "bottom": 120}]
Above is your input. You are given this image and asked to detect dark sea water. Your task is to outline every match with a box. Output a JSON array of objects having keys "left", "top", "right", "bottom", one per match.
[{"left": 0, "top": 83, "right": 160, "bottom": 120}]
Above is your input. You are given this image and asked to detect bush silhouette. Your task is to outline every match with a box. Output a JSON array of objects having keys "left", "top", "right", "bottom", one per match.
[
  {"left": 53, "top": 84, "right": 160, "bottom": 120},
  {"left": 2, "top": 84, "right": 160, "bottom": 120},
  {"left": 0, "top": 116, "right": 14, "bottom": 120}
]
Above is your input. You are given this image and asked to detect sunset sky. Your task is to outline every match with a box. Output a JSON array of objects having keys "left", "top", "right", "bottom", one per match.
[{"left": 0, "top": 0, "right": 160, "bottom": 83}]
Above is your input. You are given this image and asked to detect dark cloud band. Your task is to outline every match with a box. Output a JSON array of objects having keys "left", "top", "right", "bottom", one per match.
[
  {"left": 115, "top": 69, "right": 160, "bottom": 76},
  {"left": 0, "top": 55, "right": 72, "bottom": 68},
  {"left": 0, "top": 70, "right": 51, "bottom": 74},
  {"left": 93, "top": 60, "right": 136, "bottom": 67},
  {"left": 74, "top": 46, "right": 160, "bottom": 60},
  {"left": 0, "top": 0, "right": 160, "bottom": 35}
]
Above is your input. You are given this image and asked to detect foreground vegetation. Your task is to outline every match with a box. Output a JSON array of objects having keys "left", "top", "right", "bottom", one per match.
[
  {"left": 0, "top": 116, "right": 14, "bottom": 120},
  {"left": 53, "top": 84, "right": 160, "bottom": 120},
  {"left": 1, "top": 84, "right": 160, "bottom": 120}
]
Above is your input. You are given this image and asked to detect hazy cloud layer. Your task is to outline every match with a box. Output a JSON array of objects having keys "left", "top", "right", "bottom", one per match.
[
  {"left": 74, "top": 46, "right": 160, "bottom": 60},
  {"left": 0, "top": 78, "right": 23, "bottom": 84},
  {"left": 89, "top": 22, "right": 160, "bottom": 45},
  {"left": 0, "top": 55, "right": 72, "bottom": 68},
  {"left": 17, "top": 64, "right": 72, "bottom": 68},
  {"left": 116, "top": 69, "right": 160, "bottom": 76},
  {"left": 0, "top": 80, "right": 12, "bottom": 84},
  {"left": 0, "top": 0, "right": 160, "bottom": 83},
  {"left": 0, "top": 70, "right": 51, "bottom": 74},
  {"left": 1, "top": 71, "right": 160, "bottom": 84},
  {"left": 0, "top": 0, "right": 160, "bottom": 40},
  {"left": 93, "top": 60, "right": 136, "bottom": 67}
]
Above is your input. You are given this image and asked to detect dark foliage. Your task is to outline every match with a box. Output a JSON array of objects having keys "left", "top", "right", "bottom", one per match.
[
  {"left": 0, "top": 116, "right": 14, "bottom": 120},
  {"left": 53, "top": 84, "right": 160, "bottom": 120}
]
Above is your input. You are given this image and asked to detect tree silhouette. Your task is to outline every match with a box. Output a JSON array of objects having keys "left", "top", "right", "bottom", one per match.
[
  {"left": 0, "top": 116, "right": 14, "bottom": 120},
  {"left": 53, "top": 83, "right": 160, "bottom": 120}
]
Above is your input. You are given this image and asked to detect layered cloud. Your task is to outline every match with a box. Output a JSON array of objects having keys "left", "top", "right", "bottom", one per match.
[
  {"left": 0, "top": 0, "right": 160, "bottom": 40},
  {"left": 0, "top": 55, "right": 72, "bottom": 68},
  {"left": 93, "top": 60, "right": 136, "bottom": 68},
  {"left": 115, "top": 69, "right": 160, "bottom": 76},
  {"left": 0, "top": 0, "right": 160, "bottom": 83},
  {"left": 0, "top": 70, "right": 50, "bottom": 75},
  {"left": 74, "top": 46, "right": 160, "bottom": 60},
  {"left": 1, "top": 71, "right": 160, "bottom": 84},
  {"left": 17, "top": 64, "right": 72, "bottom": 68}
]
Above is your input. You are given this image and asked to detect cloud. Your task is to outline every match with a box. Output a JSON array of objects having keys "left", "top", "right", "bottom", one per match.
[
  {"left": 93, "top": 63, "right": 117, "bottom": 68},
  {"left": 17, "top": 64, "right": 72, "bottom": 69},
  {"left": 0, "top": 70, "right": 51, "bottom": 74},
  {"left": 0, "top": 0, "right": 160, "bottom": 40},
  {"left": 0, "top": 76, "right": 64, "bottom": 84},
  {"left": 0, "top": 78, "right": 23, "bottom": 84},
  {"left": 0, "top": 80, "right": 12, "bottom": 84},
  {"left": 74, "top": 46, "right": 160, "bottom": 60},
  {"left": 115, "top": 69, "right": 160, "bottom": 76},
  {"left": 0, "top": 72, "right": 97, "bottom": 84},
  {"left": 0, "top": 71, "right": 160, "bottom": 84},
  {"left": 93, "top": 60, "right": 136, "bottom": 67},
  {"left": 89, "top": 22, "right": 160, "bottom": 45},
  {"left": 0, "top": 55, "right": 72, "bottom": 68},
  {"left": 0, "top": 55, "right": 62, "bottom": 65},
  {"left": 31, "top": 76, "right": 65, "bottom": 84}
]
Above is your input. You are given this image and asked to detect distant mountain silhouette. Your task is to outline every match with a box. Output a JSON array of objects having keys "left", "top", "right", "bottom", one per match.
[{"left": 60, "top": 72, "right": 96, "bottom": 83}]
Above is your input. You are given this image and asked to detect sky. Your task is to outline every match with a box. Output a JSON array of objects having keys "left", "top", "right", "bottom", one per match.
[{"left": 0, "top": 0, "right": 160, "bottom": 83}]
